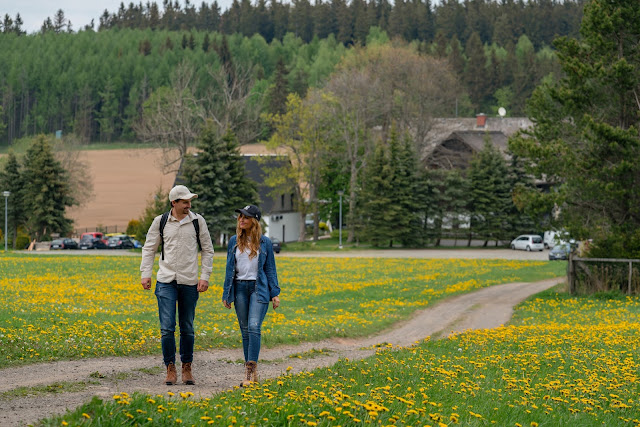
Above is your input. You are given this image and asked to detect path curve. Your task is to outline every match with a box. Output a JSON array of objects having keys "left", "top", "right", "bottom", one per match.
[{"left": 0, "top": 277, "right": 562, "bottom": 426}]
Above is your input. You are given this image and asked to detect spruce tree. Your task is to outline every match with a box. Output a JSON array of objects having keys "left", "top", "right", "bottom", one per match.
[
  {"left": 359, "top": 142, "right": 396, "bottom": 246},
  {"left": 414, "top": 168, "right": 439, "bottom": 246},
  {"left": 467, "top": 139, "right": 511, "bottom": 246},
  {"left": 388, "top": 128, "right": 419, "bottom": 247},
  {"left": 22, "top": 136, "right": 75, "bottom": 240},
  {"left": 183, "top": 122, "right": 258, "bottom": 244},
  {"left": 268, "top": 57, "right": 290, "bottom": 115},
  {"left": 437, "top": 170, "right": 469, "bottom": 246}
]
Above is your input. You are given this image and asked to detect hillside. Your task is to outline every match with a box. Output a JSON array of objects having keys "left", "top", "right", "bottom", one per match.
[{"left": 69, "top": 144, "right": 272, "bottom": 233}]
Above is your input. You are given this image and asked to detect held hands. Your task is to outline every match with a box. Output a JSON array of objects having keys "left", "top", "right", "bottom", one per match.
[
  {"left": 272, "top": 296, "right": 280, "bottom": 310},
  {"left": 141, "top": 278, "right": 152, "bottom": 290}
]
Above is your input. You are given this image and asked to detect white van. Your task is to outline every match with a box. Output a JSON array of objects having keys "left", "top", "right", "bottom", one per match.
[{"left": 543, "top": 230, "right": 569, "bottom": 249}]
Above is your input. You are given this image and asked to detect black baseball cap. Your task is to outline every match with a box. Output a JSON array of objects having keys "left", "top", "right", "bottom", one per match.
[{"left": 235, "top": 205, "right": 262, "bottom": 221}]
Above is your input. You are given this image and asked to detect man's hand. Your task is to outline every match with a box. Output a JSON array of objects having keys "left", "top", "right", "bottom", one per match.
[
  {"left": 271, "top": 296, "right": 280, "bottom": 310},
  {"left": 141, "top": 278, "right": 152, "bottom": 290},
  {"left": 223, "top": 300, "right": 231, "bottom": 309},
  {"left": 197, "top": 279, "right": 209, "bottom": 293}
]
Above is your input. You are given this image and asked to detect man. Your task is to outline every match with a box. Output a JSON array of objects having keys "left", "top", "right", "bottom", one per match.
[{"left": 140, "top": 185, "right": 214, "bottom": 385}]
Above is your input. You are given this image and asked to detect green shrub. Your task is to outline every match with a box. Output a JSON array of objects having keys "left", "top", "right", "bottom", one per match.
[
  {"left": 126, "top": 219, "right": 141, "bottom": 236},
  {"left": 15, "top": 228, "right": 31, "bottom": 249}
]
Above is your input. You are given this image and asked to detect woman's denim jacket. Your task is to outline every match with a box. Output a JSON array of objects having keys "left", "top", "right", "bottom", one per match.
[{"left": 222, "top": 235, "right": 280, "bottom": 304}]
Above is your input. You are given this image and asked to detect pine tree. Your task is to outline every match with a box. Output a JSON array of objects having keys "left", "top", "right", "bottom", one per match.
[
  {"left": 510, "top": 0, "right": 640, "bottom": 257},
  {"left": 183, "top": 122, "right": 258, "bottom": 244},
  {"left": 388, "top": 127, "right": 419, "bottom": 247},
  {"left": 440, "top": 170, "right": 469, "bottom": 246},
  {"left": 467, "top": 139, "right": 511, "bottom": 246},
  {"left": 268, "top": 57, "right": 290, "bottom": 115},
  {"left": 464, "top": 31, "right": 489, "bottom": 111},
  {"left": 359, "top": 141, "right": 396, "bottom": 246},
  {"left": 22, "top": 136, "right": 75, "bottom": 240},
  {"left": 0, "top": 151, "right": 24, "bottom": 248}
]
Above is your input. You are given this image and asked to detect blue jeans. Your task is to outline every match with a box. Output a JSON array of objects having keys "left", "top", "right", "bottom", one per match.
[
  {"left": 155, "top": 281, "right": 199, "bottom": 366},
  {"left": 234, "top": 280, "right": 269, "bottom": 363}
]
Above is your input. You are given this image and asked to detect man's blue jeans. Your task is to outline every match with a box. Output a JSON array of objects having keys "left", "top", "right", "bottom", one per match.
[
  {"left": 234, "top": 280, "right": 269, "bottom": 363},
  {"left": 155, "top": 281, "right": 199, "bottom": 366}
]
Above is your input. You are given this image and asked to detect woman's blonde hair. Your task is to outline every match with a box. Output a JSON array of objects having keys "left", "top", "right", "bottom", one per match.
[{"left": 235, "top": 216, "right": 262, "bottom": 259}]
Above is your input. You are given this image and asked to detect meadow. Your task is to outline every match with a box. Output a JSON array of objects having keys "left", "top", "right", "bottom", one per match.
[
  {"left": 43, "top": 287, "right": 640, "bottom": 427},
  {"left": 0, "top": 254, "right": 563, "bottom": 366}
]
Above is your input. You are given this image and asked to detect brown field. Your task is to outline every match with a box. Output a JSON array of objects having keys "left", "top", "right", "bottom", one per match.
[
  {"left": 68, "top": 148, "right": 176, "bottom": 233},
  {"left": 69, "top": 144, "right": 273, "bottom": 234}
]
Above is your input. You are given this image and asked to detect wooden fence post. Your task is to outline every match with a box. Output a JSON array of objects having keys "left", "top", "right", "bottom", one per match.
[{"left": 568, "top": 251, "right": 575, "bottom": 295}]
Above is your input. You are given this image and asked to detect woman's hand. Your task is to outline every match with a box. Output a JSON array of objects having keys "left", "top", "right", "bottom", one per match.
[
  {"left": 223, "top": 300, "right": 231, "bottom": 309},
  {"left": 271, "top": 296, "right": 280, "bottom": 310}
]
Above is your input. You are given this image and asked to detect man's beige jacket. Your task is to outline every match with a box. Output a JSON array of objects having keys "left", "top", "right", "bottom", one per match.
[{"left": 140, "top": 211, "right": 214, "bottom": 285}]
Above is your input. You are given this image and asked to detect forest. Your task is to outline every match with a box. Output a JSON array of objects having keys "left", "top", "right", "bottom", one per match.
[{"left": 0, "top": 0, "right": 586, "bottom": 145}]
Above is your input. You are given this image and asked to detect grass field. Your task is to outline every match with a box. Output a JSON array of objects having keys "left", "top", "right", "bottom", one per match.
[
  {"left": 0, "top": 254, "right": 563, "bottom": 367},
  {"left": 41, "top": 287, "right": 640, "bottom": 427}
]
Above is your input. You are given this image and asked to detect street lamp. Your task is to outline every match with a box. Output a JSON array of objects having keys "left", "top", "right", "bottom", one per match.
[
  {"left": 337, "top": 190, "right": 344, "bottom": 249},
  {"left": 2, "top": 191, "right": 9, "bottom": 252}
]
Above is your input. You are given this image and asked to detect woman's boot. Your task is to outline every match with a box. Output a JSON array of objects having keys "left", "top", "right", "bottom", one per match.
[
  {"left": 250, "top": 362, "right": 258, "bottom": 383},
  {"left": 240, "top": 361, "right": 256, "bottom": 387}
]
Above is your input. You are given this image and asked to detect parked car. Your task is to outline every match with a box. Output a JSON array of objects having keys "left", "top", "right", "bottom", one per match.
[
  {"left": 271, "top": 237, "right": 281, "bottom": 253},
  {"left": 107, "top": 235, "right": 135, "bottom": 249},
  {"left": 510, "top": 234, "right": 544, "bottom": 251},
  {"left": 80, "top": 231, "right": 106, "bottom": 242},
  {"left": 50, "top": 238, "right": 78, "bottom": 250},
  {"left": 79, "top": 236, "right": 107, "bottom": 250},
  {"left": 549, "top": 243, "right": 571, "bottom": 260}
]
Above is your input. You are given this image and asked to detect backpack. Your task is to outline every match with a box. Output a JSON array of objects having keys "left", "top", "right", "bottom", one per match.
[{"left": 159, "top": 211, "right": 202, "bottom": 260}]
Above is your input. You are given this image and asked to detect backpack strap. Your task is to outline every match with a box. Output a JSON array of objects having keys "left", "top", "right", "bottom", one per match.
[
  {"left": 159, "top": 211, "right": 202, "bottom": 261},
  {"left": 159, "top": 211, "right": 170, "bottom": 260},
  {"left": 192, "top": 214, "right": 202, "bottom": 252}
]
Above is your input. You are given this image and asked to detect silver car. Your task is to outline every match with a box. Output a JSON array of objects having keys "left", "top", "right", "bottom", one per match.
[{"left": 510, "top": 234, "right": 544, "bottom": 251}]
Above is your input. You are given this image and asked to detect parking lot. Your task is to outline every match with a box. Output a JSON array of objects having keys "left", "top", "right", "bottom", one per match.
[{"left": 20, "top": 247, "right": 553, "bottom": 260}]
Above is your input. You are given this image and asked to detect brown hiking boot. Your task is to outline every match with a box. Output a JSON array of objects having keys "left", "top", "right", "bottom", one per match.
[
  {"left": 240, "top": 361, "right": 257, "bottom": 387},
  {"left": 182, "top": 362, "right": 195, "bottom": 385},
  {"left": 250, "top": 362, "right": 258, "bottom": 383},
  {"left": 165, "top": 362, "right": 177, "bottom": 385}
]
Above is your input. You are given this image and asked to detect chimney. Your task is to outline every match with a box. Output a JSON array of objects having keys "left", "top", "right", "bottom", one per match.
[{"left": 476, "top": 113, "right": 487, "bottom": 128}]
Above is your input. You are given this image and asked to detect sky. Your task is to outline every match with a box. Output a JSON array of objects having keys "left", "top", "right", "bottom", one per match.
[{"left": 1, "top": 0, "right": 234, "bottom": 34}]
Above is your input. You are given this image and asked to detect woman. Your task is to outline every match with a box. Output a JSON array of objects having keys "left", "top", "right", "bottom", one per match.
[{"left": 222, "top": 204, "right": 280, "bottom": 387}]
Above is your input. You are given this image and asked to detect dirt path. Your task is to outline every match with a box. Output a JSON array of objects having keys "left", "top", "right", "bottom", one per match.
[{"left": 0, "top": 277, "right": 562, "bottom": 426}]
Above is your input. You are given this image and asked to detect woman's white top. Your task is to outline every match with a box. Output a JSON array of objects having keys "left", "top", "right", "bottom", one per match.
[{"left": 235, "top": 247, "right": 260, "bottom": 280}]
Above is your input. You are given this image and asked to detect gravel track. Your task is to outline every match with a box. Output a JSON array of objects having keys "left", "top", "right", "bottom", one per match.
[{"left": 0, "top": 272, "right": 563, "bottom": 426}]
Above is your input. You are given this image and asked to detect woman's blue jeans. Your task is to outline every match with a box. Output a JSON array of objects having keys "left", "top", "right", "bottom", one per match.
[
  {"left": 234, "top": 280, "right": 269, "bottom": 363},
  {"left": 155, "top": 281, "right": 199, "bottom": 366}
]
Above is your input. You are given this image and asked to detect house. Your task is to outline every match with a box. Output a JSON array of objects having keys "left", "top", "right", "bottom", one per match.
[
  {"left": 424, "top": 130, "right": 509, "bottom": 170},
  {"left": 174, "top": 149, "right": 301, "bottom": 244},
  {"left": 421, "top": 115, "right": 532, "bottom": 170},
  {"left": 242, "top": 155, "right": 301, "bottom": 243}
]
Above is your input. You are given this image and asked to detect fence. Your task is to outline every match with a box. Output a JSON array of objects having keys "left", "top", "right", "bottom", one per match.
[
  {"left": 73, "top": 225, "right": 127, "bottom": 236},
  {"left": 568, "top": 252, "right": 640, "bottom": 295}
]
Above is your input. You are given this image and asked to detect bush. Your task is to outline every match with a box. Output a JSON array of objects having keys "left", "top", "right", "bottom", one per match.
[
  {"left": 126, "top": 219, "right": 141, "bottom": 236},
  {"left": 16, "top": 228, "right": 31, "bottom": 250},
  {"left": 587, "top": 230, "right": 640, "bottom": 259}
]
